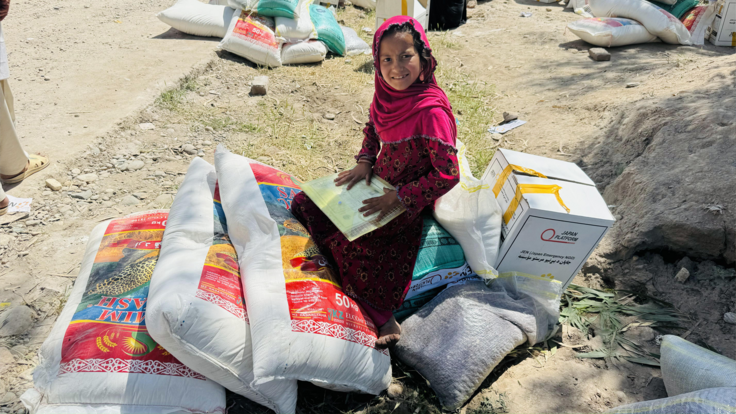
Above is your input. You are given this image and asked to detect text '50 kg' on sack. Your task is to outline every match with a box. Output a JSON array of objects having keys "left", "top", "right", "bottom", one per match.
[
  {"left": 215, "top": 145, "right": 392, "bottom": 394},
  {"left": 220, "top": 11, "right": 283, "bottom": 68},
  {"left": 146, "top": 158, "right": 298, "bottom": 414},
  {"left": 157, "top": 0, "right": 236, "bottom": 38},
  {"left": 21, "top": 211, "right": 226, "bottom": 414},
  {"left": 568, "top": 17, "right": 658, "bottom": 47},
  {"left": 228, "top": 0, "right": 301, "bottom": 18}
]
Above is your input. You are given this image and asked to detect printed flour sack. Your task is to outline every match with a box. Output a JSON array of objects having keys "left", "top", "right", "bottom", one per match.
[
  {"left": 21, "top": 211, "right": 225, "bottom": 414},
  {"left": 568, "top": 17, "right": 658, "bottom": 46},
  {"left": 310, "top": 4, "right": 346, "bottom": 55},
  {"left": 282, "top": 40, "right": 327, "bottom": 64},
  {"left": 589, "top": 0, "right": 692, "bottom": 44},
  {"left": 214, "top": 146, "right": 391, "bottom": 394},
  {"left": 146, "top": 159, "right": 298, "bottom": 414},
  {"left": 157, "top": 0, "right": 236, "bottom": 38},
  {"left": 433, "top": 140, "right": 502, "bottom": 280},
  {"left": 220, "top": 10, "right": 283, "bottom": 68}
]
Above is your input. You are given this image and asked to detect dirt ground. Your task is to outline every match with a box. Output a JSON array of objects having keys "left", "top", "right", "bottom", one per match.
[{"left": 0, "top": 0, "right": 734, "bottom": 413}]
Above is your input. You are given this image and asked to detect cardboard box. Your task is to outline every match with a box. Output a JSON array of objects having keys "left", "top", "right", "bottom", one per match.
[
  {"left": 375, "top": 0, "right": 430, "bottom": 30},
  {"left": 708, "top": 0, "right": 736, "bottom": 46},
  {"left": 482, "top": 149, "right": 615, "bottom": 288}
]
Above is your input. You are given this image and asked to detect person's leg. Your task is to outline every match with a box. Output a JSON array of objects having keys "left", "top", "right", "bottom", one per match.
[
  {"left": 358, "top": 299, "right": 401, "bottom": 349},
  {"left": 0, "top": 79, "right": 29, "bottom": 178}
]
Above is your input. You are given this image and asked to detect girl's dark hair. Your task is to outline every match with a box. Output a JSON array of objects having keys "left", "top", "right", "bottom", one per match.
[{"left": 381, "top": 22, "right": 432, "bottom": 68}]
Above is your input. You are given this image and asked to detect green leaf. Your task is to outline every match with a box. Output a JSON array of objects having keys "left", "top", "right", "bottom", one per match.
[{"left": 624, "top": 356, "right": 661, "bottom": 367}]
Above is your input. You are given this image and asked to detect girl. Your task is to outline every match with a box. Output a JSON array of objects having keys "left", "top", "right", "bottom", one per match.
[{"left": 291, "top": 16, "right": 459, "bottom": 348}]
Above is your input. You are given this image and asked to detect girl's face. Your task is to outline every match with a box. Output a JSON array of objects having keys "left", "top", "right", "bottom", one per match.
[{"left": 378, "top": 31, "right": 423, "bottom": 91}]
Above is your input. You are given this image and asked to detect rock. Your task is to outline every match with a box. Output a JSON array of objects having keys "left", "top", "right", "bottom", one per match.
[
  {"left": 132, "top": 193, "right": 148, "bottom": 200},
  {"left": 205, "top": 126, "right": 214, "bottom": 133},
  {"left": 0, "top": 392, "right": 16, "bottom": 405},
  {"left": 45, "top": 178, "right": 63, "bottom": 191},
  {"left": 154, "top": 171, "right": 166, "bottom": 177},
  {"left": 324, "top": 113, "right": 336, "bottom": 120},
  {"left": 120, "top": 195, "right": 140, "bottom": 206},
  {"left": 0, "top": 379, "right": 5, "bottom": 395},
  {"left": 71, "top": 168, "right": 81, "bottom": 175},
  {"left": 0, "top": 347, "right": 13, "bottom": 372},
  {"left": 25, "top": 220, "right": 40, "bottom": 226},
  {"left": 70, "top": 190, "right": 93, "bottom": 200},
  {"left": 128, "top": 160, "right": 145, "bottom": 171},
  {"left": 139, "top": 123, "right": 156, "bottom": 130},
  {"left": 152, "top": 194, "right": 174, "bottom": 208},
  {"left": 724, "top": 312, "right": 736, "bottom": 325},
  {"left": 0, "top": 234, "right": 11, "bottom": 247},
  {"left": 676, "top": 256, "right": 696, "bottom": 274},
  {"left": 589, "top": 47, "right": 611, "bottom": 61},
  {"left": 502, "top": 112, "right": 518, "bottom": 122},
  {"left": 614, "top": 390, "right": 627, "bottom": 403},
  {"left": 362, "top": 27, "right": 372, "bottom": 34},
  {"left": 76, "top": 173, "right": 97, "bottom": 183},
  {"left": 675, "top": 267, "right": 690, "bottom": 283},
  {"left": 202, "top": 140, "right": 212, "bottom": 146},
  {"left": 0, "top": 306, "right": 35, "bottom": 337},
  {"left": 251, "top": 76, "right": 269, "bottom": 96},
  {"left": 197, "top": 150, "right": 205, "bottom": 157},
  {"left": 9, "top": 345, "right": 27, "bottom": 359},
  {"left": 387, "top": 382, "right": 403, "bottom": 398},
  {"left": 181, "top": 144, "right": 197, "bottom": 155},
  {"left": 626, "top": 82, "right": 640, "bottom": 88}
]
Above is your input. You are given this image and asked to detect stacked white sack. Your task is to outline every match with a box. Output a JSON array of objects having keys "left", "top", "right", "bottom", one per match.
[
  {"left": 568, "top": 17, "right": 658, "bottom": 46},
  {"left": 220, "top": 10, "right": 284, "bottom": 67},
  {"left": 158, "top": 0, "right": 236, "bottom": 38},
  {"left": 21, "top": 210, "right": 226, "bottom": 414},
  {"left": 215, "top": 145, "right": 392, "bottom": 394},
  {"left": 146, "top": 158, "right": 298, "bottom": 414},
  {"left": 282, "top": 40, "right": 328, "bottom": 64},
  {"left": 589, "top": 0, "right": 692, "bottom": 44},
  {"left": 275, "top": 0, "right": 318, "bottom": 41}
]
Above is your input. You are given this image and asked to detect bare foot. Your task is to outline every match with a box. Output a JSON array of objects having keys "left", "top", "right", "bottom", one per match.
[
  {"left": 375, "top": 315, "right": 401, "bottom": 349},
  {"left": 0, "top": 160, "right": 29, "bottom": 180},
  {"left": 0, "top": 197, "right": 8, "bottom": 208}
]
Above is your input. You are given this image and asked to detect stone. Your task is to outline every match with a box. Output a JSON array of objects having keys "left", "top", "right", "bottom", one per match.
[
  {"left": 324, "top": 113, "right": 336, "bottom": 120},
  {"left": 181, "top": 144, "right": 197, "bottom": 155},
  {"left": 502, "top": 112, "right": 518, "bottom": 122},
  {"left": 724, "top": 312, "right": 736, "bottom": 325},
  {"left": 71, "top": 168, "right": 81, "bottom": 175},
  {"left": 251, "top": 75, "right": 269, "bottom": 96},
  {"left": 626, "top": 82, "right": 640, "bottom": 88},
  {"left": 362, "top": 27, "right": 372, "bottom": 34},
  {"left": 120, "top": 195, "right": 140, "bottom": 206},
  {"left": 0, "top": 306, "right": 35, "bottom": 337},
  {"left": 387, "top": 382, "right": 403, "bottom": 398},
  {"left": 0, "top": 347, "right": 13, "bottom": 372},
  {"left": 197, "top": 150, "right": 205, "bottom": 157},
  {"left": 0, "top": 392, "right": 16, "bottom": 405},
  {"left": 70, "top": 190, "right": 93, "bottom": 200},
  {"left": 676, "top": 256, "right": 696, "bottom": 274},
  {"left": 45, "top": 178, "right": 62, "bottom": 191},
  {"left": 675, "top": 267, "right": 690, "bottom": 283},
  {"left": 0, "top": 234, "right": 12, "bottom": 247},
  {"left": 9, "top": 345, "right": 27, "bottom": 359},
  {"left": 154, "top": 171, "right": 166, "bottom": 177},
  {"left": 128, "top": 160, "right": 145, "bottom": 171},
  {"left": 76, "top": 173, "right": 98, "bottom": 183},
  {"left": 25, "top": 220, "right": 40, "bottom": 226},
  {"left": 589, "top": 48, "right": 611, "bottom": 61},
  {"left": 132, "top": 193, "right": 148, "bottom": 200},
  {"left": 152, "top": 194, "right": 174, "bottom": 208},
  {"left": 202, "top": 140, "right": 212, "bottom": 146},
  {"left": 139, "top": 122, "right": 156, "bottom": 130},
  {"left": 0, "top": 379, "right": 5, "bottom": 395}
]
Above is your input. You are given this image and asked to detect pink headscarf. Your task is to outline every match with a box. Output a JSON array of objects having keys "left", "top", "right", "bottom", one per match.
[{"left": 370, "top": 16, "right": 457, "bottom": 148}]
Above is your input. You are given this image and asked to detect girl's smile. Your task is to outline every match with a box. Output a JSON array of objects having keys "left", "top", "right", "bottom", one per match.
[{"left": 379, "top": 31, "right": 423, "bottom": 91}]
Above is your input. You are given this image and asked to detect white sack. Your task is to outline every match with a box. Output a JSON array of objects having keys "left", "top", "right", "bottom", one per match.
[
  {"left": 680, "top": 4, "right": 717, "bottom": 46},
  {"left": 210, "top": 0, "right": 230, "bottom": 4},
  {"left": 660, "top": 335, "right": 736, "bottom": 396},
  {"left": 146, "top": 159, "right": 298, "bottom": 414},
  {"left": 351, "top": 0, "right": 376, "bottom": 9},
  {"left": 434, "top": 140, "right": 502, "bottom": 280},
  {"left": 281, "top": 40, "right": 327, "bottom": 64},
  {"left": 568, "top": 17, "right": 657, "bottom": 46},
  {"left": 341, "top": 26, "right": 371, "bottom": 55},
  {"left": 22, "top": 211, "right": 225, "bottom": 414},
  {"left": 220, "top": 10, "right": 283, "bottom": 68},
  {"left": 589, "top": 0, "right": 692, "bottom": 45},
  {"left": 157, "top": 0, "right": 236, "bottom": 38},
  {"left": 214, "top": 145, "right": 392, "bottom": 394},
  {"left": 275, "top": 0, "right": 317, "bottom": 41}
]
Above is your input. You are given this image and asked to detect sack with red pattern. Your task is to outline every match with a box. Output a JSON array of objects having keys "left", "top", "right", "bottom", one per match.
[
  {"left": 215, "top": 145, "right": 391, "bottom": 394},
  {"left": 21, "top": 210, "right": 225, "bottom": 414}
]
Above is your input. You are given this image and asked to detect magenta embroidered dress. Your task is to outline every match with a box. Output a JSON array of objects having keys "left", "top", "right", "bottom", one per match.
[{"left": 291, "top": 16, "right": 460, "bottom": 320}]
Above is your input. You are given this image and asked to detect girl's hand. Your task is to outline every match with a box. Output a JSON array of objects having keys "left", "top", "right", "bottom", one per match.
[
  {"left": 335, "top": 162, "right": 373, "bottom": 190},
  {"left": 359, "top": 188, "right": 401, "bottom": 221}
]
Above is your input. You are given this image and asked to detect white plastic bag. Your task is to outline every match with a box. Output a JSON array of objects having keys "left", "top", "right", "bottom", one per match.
[
  {"left": 341, "top": 26, "right": 371, "bottom": 55},
  {"left": 146, "top": 159, "right": 298, "bottom": 414},
  {"left": 589, "top": 0, "right": 692, "bottom": 45},
  {"left": 660, "top": 335, "right": 736, "bottom": 396},
  {"left": 568, "top": 17, "right": 657, "bottom": 47},
  {"left": 680, "top": 5, "right": 717, "bottom": 46},
  {"left": 22, "top": 211, "right": 225, "bottom": 414},
  {"left": 214, "top": 146, "right": 392, "bottom": 395},
  {"left": 275, "top": 0, "right": 317, "bottom": 41},
  {"left": 220, "top": 10, "right": 283, "bottom": 67},
  {"left": 281, "top": 40, "right": 327, "bottom": 64},
  {"left": 157, "top": 0, "right": 236, "bottom": 38},
  {"left": 434, "top": 140, "right": 502, "bottom": 280}
]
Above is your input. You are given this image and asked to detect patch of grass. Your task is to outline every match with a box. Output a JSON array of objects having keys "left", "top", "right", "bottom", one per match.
[
  {"left": 200, "top": 115, "right": 261, "bottom": 134},
  {"left": 429, "top": 31, "right": 460, "bottom": 50},
  {"left": 156, "top": 75, "right": 198, "bottom": 112},
  {"left": 469, "top": 391, "right": 509, "bottom": 414}
]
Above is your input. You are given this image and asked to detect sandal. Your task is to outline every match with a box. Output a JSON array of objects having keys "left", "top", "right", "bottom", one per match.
[
  {"left": 2, "top": 154, "right": 50, "bottom": 184},
  {"left": 0, "top": 205, "right": 7, "bottom": 216}
]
